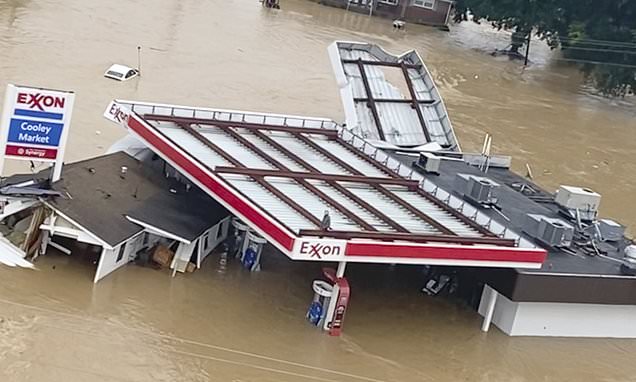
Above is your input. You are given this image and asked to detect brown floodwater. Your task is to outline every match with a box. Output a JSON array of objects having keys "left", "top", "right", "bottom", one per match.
[{"left": 1, "top": 0, "right": 636, "bottom": 381}]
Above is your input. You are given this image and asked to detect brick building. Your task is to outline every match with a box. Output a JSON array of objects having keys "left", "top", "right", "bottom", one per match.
[{"left": 317, "top": 0, "right": 454, "bottom": 28}]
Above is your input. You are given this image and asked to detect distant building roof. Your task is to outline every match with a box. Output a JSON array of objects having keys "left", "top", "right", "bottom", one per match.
[{"left": 47, "top": 152, "right": 227, "bottom": 247}]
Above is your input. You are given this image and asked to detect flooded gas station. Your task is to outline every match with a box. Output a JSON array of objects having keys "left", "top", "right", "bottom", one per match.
[{"left": 1, "top": 0, "right": 636, "bottom": 381}]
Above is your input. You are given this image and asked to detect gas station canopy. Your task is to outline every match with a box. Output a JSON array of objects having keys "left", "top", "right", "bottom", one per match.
[{"left": 105, "top": 100, "right": 546, "bottom": 269}]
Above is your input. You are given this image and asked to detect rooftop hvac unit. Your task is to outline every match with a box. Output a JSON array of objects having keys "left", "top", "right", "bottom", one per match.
[
  {"left": 524, "top": 214, "right": 574, "bottom": 248},
  {"left": 454, "top": 173, "right": 499, "bottom": 205},
  {"left": 555, "top": 185, "right": 601, "bottom": 221},
  {"left": 598, "top": 219, "right": 625, "bottom": 242},
  {"left": 417, "top": 152, "right": 441, "bottom": 175}
]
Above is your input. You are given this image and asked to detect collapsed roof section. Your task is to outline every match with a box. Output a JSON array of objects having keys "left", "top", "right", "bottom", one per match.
[
  {"left": 104, "top": 100, "right": 545, "bottom": 268},
  {"left": 45, "top": 152, "right": 228, "bottom": 249},
  {"left": 328, "top": 41, "right": 460, "bottom": 150}
]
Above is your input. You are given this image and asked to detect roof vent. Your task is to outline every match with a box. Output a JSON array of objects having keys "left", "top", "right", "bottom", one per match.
[
  {"left": 454, "top": 173, "right": 499, "bottom": 206},
  {"left": 524, "top": 214, "right": 574, "bottom": 248},
  {"left": 554, "top": 185, "right": 601, "bottom": 221},
  {"left": 620, "top": 245, "right": 636, "bottom": 275},
  {"left": 416, "top": 153, "right": 440, "bottom": 175},
  {"left": 598, "top": 219, "right": 625, "bottom": 242}
]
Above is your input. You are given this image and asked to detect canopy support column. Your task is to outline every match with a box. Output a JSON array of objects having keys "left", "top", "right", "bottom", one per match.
[
  {"left": 481, "top": 285, "right": 498, "bottom": 332},
  {"left": 336, "top": 261, "right": 347, "bottom": 278}
]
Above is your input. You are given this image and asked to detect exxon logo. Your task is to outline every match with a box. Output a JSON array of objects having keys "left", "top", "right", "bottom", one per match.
[
  {"left": 299, "top": 241, "right": 342, "bottom": 259},
  {"left": 107, "top": 103, "right": 129, "bottom": 124},
  {"left": 16, "top": 92, "right": 65, "bottom": 111}
]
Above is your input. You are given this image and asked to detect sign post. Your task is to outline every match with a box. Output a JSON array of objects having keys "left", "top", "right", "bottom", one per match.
[{"left": 0, "top": 84, "right": 75, "bottom": 182}]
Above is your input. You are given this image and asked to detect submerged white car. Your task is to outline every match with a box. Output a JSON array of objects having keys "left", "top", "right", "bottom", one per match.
[{"left": 104, "top": 64, "right": 139, "bottom": 81}]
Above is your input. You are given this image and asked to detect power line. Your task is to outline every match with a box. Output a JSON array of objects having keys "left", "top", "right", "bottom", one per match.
[
  {"left": 550, "top": 57, "right": 636, "bottom": 69},
  {"left": 557, "top": 45, "right": 636, "bottom": 56},
  {"left": 546, "top": 35, "right": 636, "bottom": 48},
  {"left": 528, "top": 37, "right": 636, "bottom": 50},
  {"left": 488, "top": 45, "right": 636, "bottom": 68}
]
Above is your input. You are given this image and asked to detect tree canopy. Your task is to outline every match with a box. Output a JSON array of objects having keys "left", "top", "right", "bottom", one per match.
[{"left": 454, "top": 0, "right": 636, "bottom": 96}]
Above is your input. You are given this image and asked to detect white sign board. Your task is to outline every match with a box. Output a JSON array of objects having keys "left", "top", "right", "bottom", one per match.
[{"left": 0, "top": 84, "right": 75, "bottom": 181}]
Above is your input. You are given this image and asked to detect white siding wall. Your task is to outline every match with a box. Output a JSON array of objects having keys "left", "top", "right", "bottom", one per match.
[
  {"left": 198, "top": 217, "right": 231, "bottom": 266},
  {"left": 93, "top": 233, "right": 162, "bottom": 283},
  {"left": 479, "top": 284, "right": 636, "bottom": 338}
]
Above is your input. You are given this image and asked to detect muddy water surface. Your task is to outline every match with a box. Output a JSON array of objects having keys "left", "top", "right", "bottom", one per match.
[{"left": 1, "top": 0, "right": 636, "bottom": 381}]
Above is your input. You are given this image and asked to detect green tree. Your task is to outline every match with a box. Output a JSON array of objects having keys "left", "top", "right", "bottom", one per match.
[{"left": 454, "top": 0, "right": 636, "bottom": 96}]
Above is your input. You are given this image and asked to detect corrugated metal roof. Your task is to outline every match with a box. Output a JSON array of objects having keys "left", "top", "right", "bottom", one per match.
[
  {"left": 329, "top": 41, "right": 460, "bottom": 150},
  {"left": 153, "top": 120, "right": 474, "bottom": 235},
  {"left": 104, "top": 100, "right": 546, "bottom": 268}
]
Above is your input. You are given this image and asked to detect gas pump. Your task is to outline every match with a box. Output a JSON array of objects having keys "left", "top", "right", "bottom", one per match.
[
  {"left": 306, "top": 280, "right": 333, "bottom": 327},
  {"left": 231, "top": 218, "right": 250, "bottom": 259},
  {"left": 241, "top": 232, "right": 266, "bottom": 272},
  {"left": 307, "top": 267, "right": 351, "bottom": 336},
  {"left": 327, "top": 277, "right": 350, "bottom": 336}
]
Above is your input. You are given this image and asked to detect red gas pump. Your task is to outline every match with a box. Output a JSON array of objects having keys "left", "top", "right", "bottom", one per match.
[
  {"left": 328, "top": 277, "right": 350, "bottom": 336},
  {"left": 320, "top": 267, "right": 350, "bottom": 337}
]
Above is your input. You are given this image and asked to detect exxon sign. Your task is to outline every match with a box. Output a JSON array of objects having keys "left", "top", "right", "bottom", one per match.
[
  {"left": 293, "top": 239, "right": 346, "bottom": 261},
  {"left": 16, "top": 92, "right": 66, "bottom": 111},
  {"left": 0, "top": 84, "right": 75, "bottom": 179}
]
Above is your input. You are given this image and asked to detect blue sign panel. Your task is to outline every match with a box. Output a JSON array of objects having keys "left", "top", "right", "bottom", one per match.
[{"left": 7, "top": 118, "right": 64, "bottom": 147}]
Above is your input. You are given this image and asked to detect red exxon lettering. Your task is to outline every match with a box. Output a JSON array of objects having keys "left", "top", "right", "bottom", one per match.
[{"left": 16, "top": 92, "right": 65, "bottom": 111}]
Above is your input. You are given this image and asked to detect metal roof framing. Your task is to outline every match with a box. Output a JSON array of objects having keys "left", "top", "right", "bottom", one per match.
[
  {"left": 400, "top": 62, "right": 432, "bottom": 142},
  {"left": 144, "top": 114, "right": 509, "bottom": 242},
  {"left": 354, "top": 59, "right": 386, "bottom": 141},
  {"left": 329, "top": 41, "right": 461, "bottom": 149},
  {"left": 249, "top": 128, "right": 409, "bottom": 233},
  {"left": 329, "top": 135, "right": 498, "bottom": 237},
  {"left": 212, "top": 121, "right": 377, "bottom": 231},
  {"left": 295, "top": 133, "right": 457, "bottom": 236},
  {"left": 347, "top": 59, "right": 434, "bottom": 143},
  {"left": 341, "top": 59, "right": 420, "bottom": 69},
  {"left": 175, "top": 121, "right": 324, "bottom": 228},
  {"left": 104, "top": 100, "right": 547, "bottom": 269}
]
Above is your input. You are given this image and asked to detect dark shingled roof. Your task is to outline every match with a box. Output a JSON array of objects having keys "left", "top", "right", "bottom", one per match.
[{"left": 48, "top": 152, "right": 228, "bottom": 247}]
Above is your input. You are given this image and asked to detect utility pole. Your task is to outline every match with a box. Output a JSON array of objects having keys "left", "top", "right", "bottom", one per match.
[
  {"left": 524, "top": 31, "right": 531, "bottom": 66},
  {"left": 137, "top": 46, "right": 142, "bottom": 75}
]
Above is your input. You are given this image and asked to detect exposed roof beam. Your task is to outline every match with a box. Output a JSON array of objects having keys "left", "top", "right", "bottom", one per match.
[
  {"left": 353, "top": 98, "right": 436, "bottom": 105},
  {"left": 293, "top": 133, "right": 456, "bottom": 235},
  {"left": 209, "top": 125, "right": 377, "bottom": 231},
  {"left": 330, "top": 135, "right": 500, "bottom": 238},
  {"left": 144, "top": 114, "right": 338, "bottom": 138},
  {"left": 298, "top": 229, "right": 516, "bottom": 247},
  {"left": 355, "top": 59, "right": 386, "bottom": 141},
  {"left": 252, "top": 175, "right": 324, "bottom": 228},
  {"left": 400, "top": 62, "right": 432, "bottom": 142},
  {"left": 342, "top": 59, "right": 421, "bottom": 69},
  {"left": 214, "top": 166, "right": 419, "bottom": 189},
  {"left": 175, "top": 123, "right": 323, "bottom": 228},
  {"left": 249, "top": 130, "right": 410, "bottom": 233},
  {"left": 178, "top": 123, "right": 243, "bottom": 166}
]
